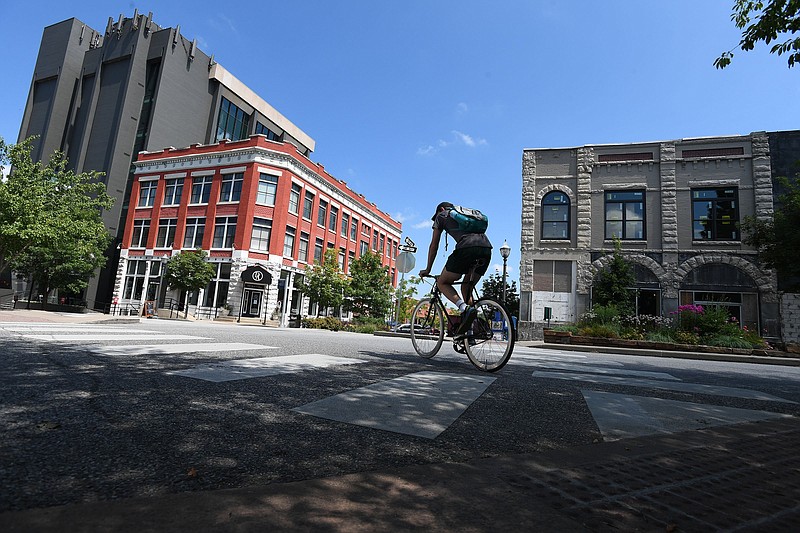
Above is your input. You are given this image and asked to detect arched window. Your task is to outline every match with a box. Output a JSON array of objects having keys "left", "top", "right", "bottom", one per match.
[{"left": 541, "top": 191, "right": 570, "bottom": 239}]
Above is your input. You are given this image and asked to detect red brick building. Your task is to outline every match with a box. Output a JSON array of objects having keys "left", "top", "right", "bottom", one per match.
[{"left": 113, "top": 135, "right": 402, "bottom": 324}]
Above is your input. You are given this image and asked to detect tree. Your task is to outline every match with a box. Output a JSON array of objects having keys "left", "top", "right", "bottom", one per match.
[
  {"left": 741, "top": 176, "right": 800, "bottom": 290},
  {"left": 480, "top": 271, "right": 520, "bottom": 317},
  {"left": 1, "top": 137, "right": 114, "bottom": 304},
  {"left": 345, "top": 251, "right": 393, "bottom": 317},
  {"left": 592, "top": 238, "right": 636, "bottom": 314},
  {"left": 298, "top": 248, "right": 348, "bottom": 316},
  {"left": 163, "top": 249, "right": 216, "bottom": 317},
  {"left": 395, "top": 275, "right": 421, "bottom": 324},
  {"left": 715, "top": 1, "right": 800, "bottom": 69}
]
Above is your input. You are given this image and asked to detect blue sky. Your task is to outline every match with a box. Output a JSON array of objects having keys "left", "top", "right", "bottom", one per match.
[{"left": 2, "top": 1, "right": 798, "bottom": 286}]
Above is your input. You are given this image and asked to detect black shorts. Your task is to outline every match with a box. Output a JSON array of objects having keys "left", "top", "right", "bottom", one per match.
[{"left": 444, "top": 246, "right": 492, "bottom": 277}]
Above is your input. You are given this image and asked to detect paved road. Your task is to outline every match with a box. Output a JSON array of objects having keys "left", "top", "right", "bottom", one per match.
[{"left": 1, "top": 312, "right": 800, "bottom": 531}]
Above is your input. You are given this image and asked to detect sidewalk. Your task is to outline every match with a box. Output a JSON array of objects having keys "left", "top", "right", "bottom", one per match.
[{"left": 2, "top": 417, "right": 798, "bottom": 532}]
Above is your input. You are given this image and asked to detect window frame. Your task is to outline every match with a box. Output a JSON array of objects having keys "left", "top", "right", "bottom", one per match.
[
  {"left": 138, "top": 180, "right": 158, "bottom": 208},
  {"left": 212, "top": 216, "right": 237, "bottom": 249},
  {"left": 163, "top": 178, "right": 183, "bottom": 206},
  {"left": 256, "top": 173, "right": 278, "bottom": 205},
  {"left": 155, "top": 218, "right": 178, "bottom": 249},
  {"left": 604, "top": 190, "right": 646, "bottom": 240},
  {"left": 219, "top": 172, "right": 244, "bottom": 203},
  {"left": 130, "top": 220, "right": 150, "bottom": 248},
  {"left": 540, "top": 191, "right": 571, "bottom": 240},
  {"left": 691, "top": 187, "right": 740, "bottom": 241},
  {"left": 190, "top": 175, "right": 213, "bottom": 205},
  {"left": 250, "top": 217, "right": 272, "bottom": 253},
  {"left": 183, "top": 217, "right": 205, "bottom": 249}
]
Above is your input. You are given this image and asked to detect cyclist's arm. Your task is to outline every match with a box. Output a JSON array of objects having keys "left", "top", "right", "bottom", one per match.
[{"left": 419, "top": 227, "right": 443, "bottom": 277}]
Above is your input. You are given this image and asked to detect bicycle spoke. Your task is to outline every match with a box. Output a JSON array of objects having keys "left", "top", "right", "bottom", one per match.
[{"left": 465, "top": 299, "right": 514, "bottom": 372}]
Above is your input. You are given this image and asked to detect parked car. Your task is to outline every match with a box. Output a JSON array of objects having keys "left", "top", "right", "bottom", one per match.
[{"left": 395, "top": 323, "right": 440, "bottom": 335}]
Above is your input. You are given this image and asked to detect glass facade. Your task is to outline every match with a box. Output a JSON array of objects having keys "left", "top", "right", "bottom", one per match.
[{"left": 216, "top": 97, "right": 250, "bottom": 141}]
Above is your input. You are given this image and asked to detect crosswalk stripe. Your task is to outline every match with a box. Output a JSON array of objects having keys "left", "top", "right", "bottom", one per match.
[
  {"left": 293, "top": 371, "right": 496, "bottom": 439},
  {"left": 532, "top": 370, "right": 794, "bottom": 403},
  {"left": 90, "top": 343, "right": 277, "bottom": 356},
  {"left": 22, "top": 334, "right": 208, "bottom": 342},
  {"left": 168, "top": 354, "right": 364, "bottom": 382},
  {"left": 526, "top": 362, "right": 680, "bottom": 380},
  {"left": 583, "top": 390, "right": 793, "bottom": 440},
  {"left": 3, "top": 326, "right": 154, "bottom": 333}
]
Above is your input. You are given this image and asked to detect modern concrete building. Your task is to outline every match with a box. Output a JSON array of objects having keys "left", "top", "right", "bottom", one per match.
[
  {"left": 17, "top": 11, "right": 317, "bottom": 309},
  {"left": 116, "top": 135, "right": 401, "bottom": 324},
  {"left": 518, "top": 131, "right": 798, "bottom": 342}
]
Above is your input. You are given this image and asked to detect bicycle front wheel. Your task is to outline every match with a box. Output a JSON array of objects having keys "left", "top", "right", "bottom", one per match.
[
  {"left": 464, "top": 298, "right": 515, "bottom": 372},
  {"left": 411, "top": 298, "right": 445, "bottom": 359}
]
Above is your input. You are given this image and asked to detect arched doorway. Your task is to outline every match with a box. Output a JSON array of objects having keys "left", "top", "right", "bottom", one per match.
[
  {"left": 679, "top": 263, "right": 759, "bottom": 330},
  {"left": 238, "top": 265, "right": 273, "bottom": 322}
]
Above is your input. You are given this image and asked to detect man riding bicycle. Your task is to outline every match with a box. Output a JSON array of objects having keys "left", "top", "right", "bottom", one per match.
[{"left": 418, "top": 201, "right": 492, "bottom": 337}]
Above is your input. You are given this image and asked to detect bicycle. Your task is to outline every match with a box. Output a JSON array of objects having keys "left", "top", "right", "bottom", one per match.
[{"left": 410, "top": 274, "right": 515, "bottom": 372}]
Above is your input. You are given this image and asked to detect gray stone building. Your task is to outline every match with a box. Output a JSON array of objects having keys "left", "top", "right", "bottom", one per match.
[
  {"left": 17, "top": 11, "right": 314, "bottom": 309},
  {"left": 518, "top": 132, "right": 789, "bottom": 342}
]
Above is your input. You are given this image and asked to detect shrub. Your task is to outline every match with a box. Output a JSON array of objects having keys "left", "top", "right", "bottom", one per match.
[
  {"left": 704, "top": 335, "right": 754, "bottom": 349},
  {"left": 577, "top": 324, "right": 619, "bottom": 338},
  {"left": 672, "top": 330, "right": 700, "bottom": 345},
  {"left": 645, "top": 331, "right": 675, "bottom": 343},
  {"left": 302, "top": 316, "right": 345, "bottom": 331}
]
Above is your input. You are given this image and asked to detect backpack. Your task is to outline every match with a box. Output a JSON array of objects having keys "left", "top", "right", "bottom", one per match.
[{"left": 448, "top": 205, "right": 488, "bottom": 234}]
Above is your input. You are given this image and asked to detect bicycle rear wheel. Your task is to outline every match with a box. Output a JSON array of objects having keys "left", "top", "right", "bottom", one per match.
[
  {"left": 411, "top": 298, "right": 445, "bottom": 358},
  {"left": 464, "top": 298, "right": 515, "bottom": 372}
]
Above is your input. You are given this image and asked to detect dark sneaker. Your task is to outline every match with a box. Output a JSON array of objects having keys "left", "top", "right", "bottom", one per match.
[{"left": 455, "top": 306, "right": 476, "bottom": 335}]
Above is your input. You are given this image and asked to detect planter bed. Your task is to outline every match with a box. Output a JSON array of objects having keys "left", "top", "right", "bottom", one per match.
[{"left": 543, "top": 329, "right": 794, "bottom": 358}]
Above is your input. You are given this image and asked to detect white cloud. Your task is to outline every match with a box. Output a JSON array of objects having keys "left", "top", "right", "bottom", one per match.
[
  {"left": 412, "top": 220, "right": 432, "bottom": 230},
  {"left": 417, "top": 130, "right": 487, "bottom": 156},
  {"left": 491, "top": 263, "right": 514, "bottom": 275},
  {"left": 456, "top": 102, "right": 469, "bottom": 114}
]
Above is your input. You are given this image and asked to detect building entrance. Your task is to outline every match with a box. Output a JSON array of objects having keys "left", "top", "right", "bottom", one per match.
[{"left": 242, "top": 288, "right": 263, "bottom": 318}]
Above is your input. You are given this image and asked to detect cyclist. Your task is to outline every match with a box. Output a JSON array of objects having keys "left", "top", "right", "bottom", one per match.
[{"left": 418, "top": 201, "right": 492, "bottom": 337}]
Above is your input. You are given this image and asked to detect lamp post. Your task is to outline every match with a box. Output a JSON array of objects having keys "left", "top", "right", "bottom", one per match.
[{"left": 499, "top": 240, "right": 511, "bottom": 305}]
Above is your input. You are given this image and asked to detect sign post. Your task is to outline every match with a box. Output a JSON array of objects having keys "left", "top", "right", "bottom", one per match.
[{"left": 394, "top": 248, "right": 416, "bottom": 329}]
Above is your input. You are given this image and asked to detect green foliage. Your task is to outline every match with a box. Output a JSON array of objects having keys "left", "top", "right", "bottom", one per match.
[
  {"left": 301, "top": 316, "right": 344, "bottom": 331},
  {"left": 298, "top": 248, "right": 348, "bottom": 316},
  {"left": 716, "top": 0, "right": 800, "bottom": 69},
  {"left": 705, "top": 335, "right": 755, "bottom": 349},
  {"left": 591, "top": 239, "right": 635, "bottom": 314},
  {"left": 394, "top": 275, "right": 421, "bottom": 324},
  {"left": 163, "top": 249, "right": 216, "bottom": 294},
  {"left": 741, "top": 177, "right": 800, "bottom": 290},
  {"left": 577, "top": 324, "right": 619, "bottom": 338},
  {"left": 345, "top": 251, "right": 392, "bottom": 318},
  {"left": 645, "top": 331, "right": 676, "bottom": 343},
  {"left": 480, "top": 271, "right": 520, "bottom": 317},
  {"left": 0, "top": 137, "right": 114, "bottom": 300},
  {"left": 673, "top": 330, "right": 700, "bottom": 345}
]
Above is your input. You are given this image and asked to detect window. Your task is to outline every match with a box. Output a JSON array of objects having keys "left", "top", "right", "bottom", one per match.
[
  {"left": 338, "top": 248, "right": 345, "bottom": 270},
  {"left": 350, "top": 219, "right": 358, "bottom": 241},
  {"left": 692, "top": 188, "right": 739, "bottom": 241},
  {"left": 360, "top": 241, "right": 369, "bottom": 256},
  {"left": 329, "top": 205, "right": 338, "bottom": 232},
  {"left": 138, "top": 180, "right": 158, "bottom": 207},
  {"left": 163, "top": 178, "right": 183, "bottom": 206},
  {"left": 348, "top": 251, "right": 355, "bottom": 275},
  {"left": 255, "top": 121, "right": 281, "bottom": 141},
  {"left": 123, "top": 260, "right": 148, "bottom": 299},
  {"left": 341, "top": 213, "right": 350, "bottom": 238},
  {"left": 380, "top": 233, "right": 385, "bottom": 254},
  {"left": 362, "top": 223, "right": 370, "bottom": 237},
  {"left": 219, "top": 172, "right": 243, "bottom": 203},
  {"left": 318, "top": 199, "right": 328, "bottom": 227},
  {"left": 130, "top": 220, "right": 150, "bottom": 248},
  {"left": 299, "top": 232, "right": 310, "bottom": 263},
  {"left": 533, "top": 260, "right": 573, "bottom": 293},
  {"left": 541, "top": 191, "right": 570, "bottom": 239},
  {"left": 373, "top": 230, "right": 379, "bottom": 251},
  {"left": 283, "top": 226, "right": 296, "bottom": 257},
  {"left": 257, "top": 173, "right": 278, "bottom": 205},
  {"left": 216, "top": 97, "right": 250, "bottom": 141},
  {"left": 303, "top": 191, "right": 314, "bottom": 220},
  {"left": 183, "top": 218, "right": 205, "bottom": 249},
  {"left": 605, "top": 191, "right": 645, "bottom": 240},
  {"left": 212, "top": 216, "right": 237, "bottom": 248},
  {"left": 190, "top": 176, "right": 213, "bottom": 204},
  {"left": 250, "top": 217, "right": 272, "bottom": 252},
  {"left": 289, "top": 183, "right": 301, "bottom": 215},
  {"left": 156, "top": 218, "right": 177, "bottom": 248},
  {"left": 203, "top": 262, "right": 231, "bottom": 308},
  {"left": 314, "top": 238, "right": 324, "bottom": 264}
]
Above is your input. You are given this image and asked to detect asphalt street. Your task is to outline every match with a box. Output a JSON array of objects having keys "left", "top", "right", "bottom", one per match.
[{"left": 1, "top": 312, "right": 800, "bottom": 531}]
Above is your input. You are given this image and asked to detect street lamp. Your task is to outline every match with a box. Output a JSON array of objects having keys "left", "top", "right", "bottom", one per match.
[{"left": 499, "top": 240, "right": 511, "bottom": 305}]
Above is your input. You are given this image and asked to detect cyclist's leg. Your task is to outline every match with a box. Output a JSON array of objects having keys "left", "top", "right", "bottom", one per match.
[{"left": 436, "top": 269, "right": 463, "bottom": 307}]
